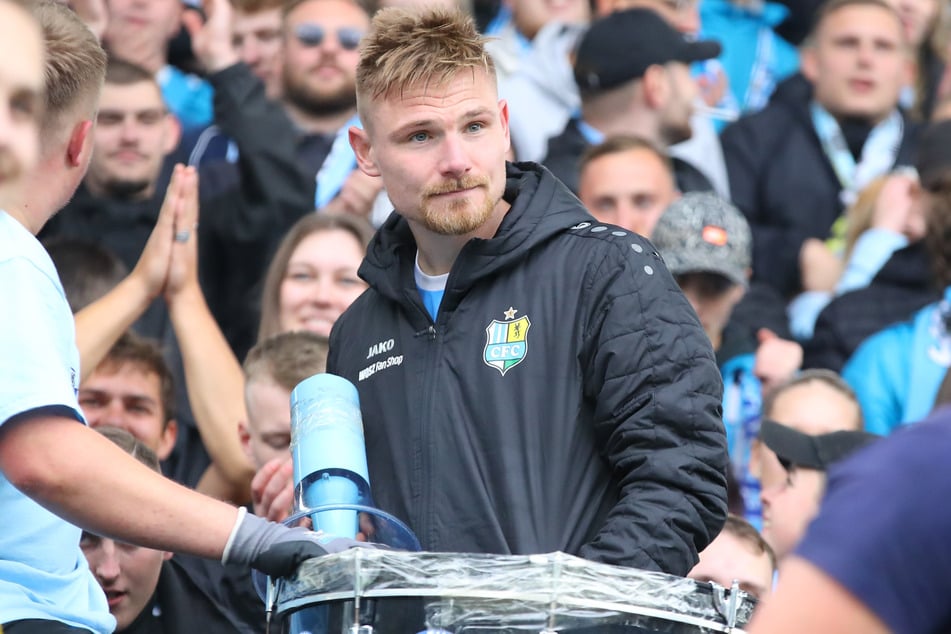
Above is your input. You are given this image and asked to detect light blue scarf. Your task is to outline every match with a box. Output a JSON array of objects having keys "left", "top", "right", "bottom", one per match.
[
  {"left": 810, "top": 102, "right": 903, "bottom": 208},
  {"left": 721, "top": 353, "right": 764, "bottom": 529},
  {"left": 314, "top": 114, "right": 362, "bottom": 210}
]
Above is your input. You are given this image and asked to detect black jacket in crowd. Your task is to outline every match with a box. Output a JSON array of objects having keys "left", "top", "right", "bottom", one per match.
[
  {"left": 327, "top": 162, "right": 728, "bottom": 576},
  {"left": 721, "top": 74, "right": 920, "bottom": 297},
  {"left": 542, "top": 117, "right": 714, "bottom": 195},
  {"left": 40, "top": 182, "right": 172, "bottom": 338},
  {"left": 118, "top": 558, "right": 245, "bottom": 634},
  {"left": 43, "top": 179, "right": 167, "bottom": 272},
  {"left": 804, "top": 241, "right": 938, "bottom": 372},
  {"left": 198, "top": 62, "right": 331, "bottom": 359}
]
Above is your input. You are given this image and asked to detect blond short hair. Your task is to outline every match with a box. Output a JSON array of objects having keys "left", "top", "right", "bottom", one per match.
[
  {"left": 30, "top": 0, "right": 106, "bottom": 140},
  {"left": 355, "top": 7, "right": 494, "bottom": 118}
]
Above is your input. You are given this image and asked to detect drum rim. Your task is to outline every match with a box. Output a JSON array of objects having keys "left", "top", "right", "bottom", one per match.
[
  {"left": 275, "top": 586, "right": 748, "bottom": 632},
  {"left": 273, "top": 549, "right": 754, "bottom": 633}
]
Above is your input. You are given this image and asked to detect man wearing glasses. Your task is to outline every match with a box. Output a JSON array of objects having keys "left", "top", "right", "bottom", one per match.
[{"left": 185, "top": 0, "right": 381, "bottom": 360}]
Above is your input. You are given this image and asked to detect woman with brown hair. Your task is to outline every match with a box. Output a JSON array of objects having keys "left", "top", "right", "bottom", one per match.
[{"left": 258, "top": 212, "right": 375, "bottom": 341}]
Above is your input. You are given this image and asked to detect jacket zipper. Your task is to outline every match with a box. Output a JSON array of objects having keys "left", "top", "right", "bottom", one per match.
[{"left": 415, "top": 319, "right": 439, "bottom": 549}]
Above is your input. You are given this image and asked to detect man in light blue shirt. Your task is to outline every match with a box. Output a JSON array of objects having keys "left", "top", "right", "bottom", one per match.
[{"left": 1, "top": 3, "right": 336, "bottom": 633}]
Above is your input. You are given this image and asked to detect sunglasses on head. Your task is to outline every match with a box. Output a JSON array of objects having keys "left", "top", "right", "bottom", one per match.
[{"left": 294, "top": 23, "right": 363, "bottom": 51}]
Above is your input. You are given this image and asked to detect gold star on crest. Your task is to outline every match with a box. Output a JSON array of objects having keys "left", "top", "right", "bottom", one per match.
[{"left": 503, "top": 306, "right": 518, "bottom": 320}]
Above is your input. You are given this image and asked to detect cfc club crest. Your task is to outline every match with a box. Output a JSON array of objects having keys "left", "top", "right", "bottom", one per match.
[{"left": 483, "top": 307, "right": 531, "bottom": 376}]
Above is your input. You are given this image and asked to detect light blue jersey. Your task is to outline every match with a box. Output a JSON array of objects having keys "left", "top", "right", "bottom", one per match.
[{"left": 0, "top": 211, "right": 114, "bottom": 633}]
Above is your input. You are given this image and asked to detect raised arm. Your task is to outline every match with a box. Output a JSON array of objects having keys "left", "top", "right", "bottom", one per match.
[
  {"left": 0, "top": 412, "right": 329, "bottom": 578},
  {"left": 73, "top": 165, "right": 186, "bottom": 380},
  {"left": 185, "top": 0, "right": 313, "bottom": 239},
  {"left": 0, "top": 413, "right": 237, "bottom": 557},
  {"left": 165, "top": 166, "right": 255, "bottom": 502}
]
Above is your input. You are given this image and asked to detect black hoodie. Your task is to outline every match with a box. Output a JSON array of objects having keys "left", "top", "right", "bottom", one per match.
[
  {"left": 805, "top": 240, "right": 938, "bottom": 372},
  {"left": 327, "top": 162, "right": 728, "bottom": 575}
]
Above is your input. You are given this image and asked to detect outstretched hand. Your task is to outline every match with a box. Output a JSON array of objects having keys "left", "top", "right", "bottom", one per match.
[
  {"left": 224, "top": 508, "right": 380, "bottom": 578},
  {"left": 250, "top": 531, "right": 329, "bottom": 578},
  {"left": 753, "top": 328, "right": 802, "bottom": 394},
  {"left": 322, "top": 170, "right": 384, "bottom": 219}
]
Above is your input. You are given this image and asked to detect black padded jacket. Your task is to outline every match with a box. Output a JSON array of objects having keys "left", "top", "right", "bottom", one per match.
[{"left": 327, "top": 162, "right": 728, "bottom": 576}]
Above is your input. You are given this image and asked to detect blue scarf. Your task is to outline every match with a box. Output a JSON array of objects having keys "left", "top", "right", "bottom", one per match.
[{"left": 721, "top": 353, "right": 763, "bottom": 529}]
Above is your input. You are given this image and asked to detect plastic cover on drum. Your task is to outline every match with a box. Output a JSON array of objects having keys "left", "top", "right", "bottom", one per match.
[{"left": 272, "top": 549, "right": 756, "bottom": 633}]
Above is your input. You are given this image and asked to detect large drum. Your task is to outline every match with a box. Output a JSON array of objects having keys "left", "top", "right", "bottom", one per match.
[{"left": 269, "top": 549, "right": 756, "bottom": 633}]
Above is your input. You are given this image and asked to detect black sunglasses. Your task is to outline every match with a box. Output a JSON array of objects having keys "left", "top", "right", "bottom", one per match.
[{"left": 294, "top": 23, "right": 363, "bottom": 51}]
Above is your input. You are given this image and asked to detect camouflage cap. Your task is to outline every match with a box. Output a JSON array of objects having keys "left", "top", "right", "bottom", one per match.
[{"left": 651, "top": 192, "right": 752, "bottom": 286}]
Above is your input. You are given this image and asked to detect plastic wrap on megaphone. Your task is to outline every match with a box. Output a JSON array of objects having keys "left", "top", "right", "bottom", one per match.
[{"left": 290, "top": 373, "right": 371, "bottom": 539}]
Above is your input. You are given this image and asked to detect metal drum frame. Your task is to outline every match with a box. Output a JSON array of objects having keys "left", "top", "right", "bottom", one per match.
[{"left": 270, "top": 550, "right": 755, "bottom": 633}]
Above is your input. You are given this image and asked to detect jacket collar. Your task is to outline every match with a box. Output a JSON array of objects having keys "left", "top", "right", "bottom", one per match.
[{"left": 359, "top": 162, "right": 592, "bottom": 305}]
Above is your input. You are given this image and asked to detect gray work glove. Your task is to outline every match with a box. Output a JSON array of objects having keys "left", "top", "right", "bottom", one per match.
[{"left": 223, "top": 508, "right": 374, "bottom": 578}]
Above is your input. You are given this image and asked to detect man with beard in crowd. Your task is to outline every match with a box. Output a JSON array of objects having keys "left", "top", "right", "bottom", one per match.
[
  {"left": 184, "top": 0, "right": 383, "bottom": 359},
  {"left": 542, "top": 8, "right": 719, "bottom": 195}
]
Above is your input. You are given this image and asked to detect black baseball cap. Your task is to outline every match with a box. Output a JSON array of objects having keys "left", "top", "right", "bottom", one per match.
[
  {"left": 573, "top": 8, "right": 722, "bottom": 92},
  {"left": 759, "top": 420, "right": 879, "bottom": 472}
]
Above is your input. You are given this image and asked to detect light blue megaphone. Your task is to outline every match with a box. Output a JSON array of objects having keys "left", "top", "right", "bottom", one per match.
[
  {"left": 258, "top": 373, "right": 419, "bottom": 630},
  {"left": 290, "top": 373, "right": 371, "bottom": 538},
  {"left": 289, "top": 372, "right": 420, "bottom": 551}
]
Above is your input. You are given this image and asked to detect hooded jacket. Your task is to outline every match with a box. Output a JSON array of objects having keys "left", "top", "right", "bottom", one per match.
[{"left": 327, "top": 163, "right": 728, "bottom": 576}]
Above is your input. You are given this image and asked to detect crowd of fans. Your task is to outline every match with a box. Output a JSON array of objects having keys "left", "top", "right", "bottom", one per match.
[{"left": 26, "top": 0, "right": 951, "bottom": 630}]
